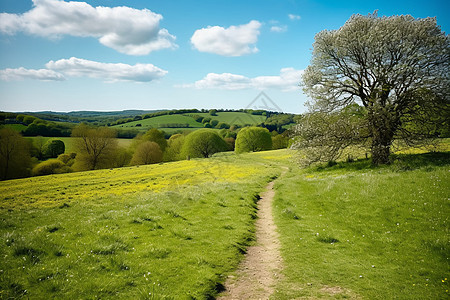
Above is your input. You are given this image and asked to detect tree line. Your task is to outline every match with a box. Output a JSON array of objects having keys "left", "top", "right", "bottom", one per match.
[{"left": 0, "top": 124, "right": 289, "bottom": 180}]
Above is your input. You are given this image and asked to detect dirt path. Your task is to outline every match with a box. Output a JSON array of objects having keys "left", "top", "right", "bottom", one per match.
[{"left": 218, "top": 174, "right": 284, "bottom": 300}]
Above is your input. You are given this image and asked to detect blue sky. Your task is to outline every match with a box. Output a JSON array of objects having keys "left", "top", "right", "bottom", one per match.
[{"left": 0, "top": 0, "right": 448, "bottom": 113}]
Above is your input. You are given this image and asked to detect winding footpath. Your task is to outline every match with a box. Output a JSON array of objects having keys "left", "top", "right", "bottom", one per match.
[{"left": 218, "top": 171, "right": 286, "bottom": 299}]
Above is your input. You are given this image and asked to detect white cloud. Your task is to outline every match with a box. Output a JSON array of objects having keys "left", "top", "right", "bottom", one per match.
[
  {"left": 46, "top": 57, "right": 168, "bottom": 82},
  {"left": 0, "top": 57, "right": 167, "bottom": 82},
  {"left": 270, "top": 25, "right": 287, "bottom": 33},
  {"left": 182, "top": 68, "right": 303, "bottom": 91},
  {"left": 0, "top": 0, "right": 177, "bottom": 55},
  {"left": 0, "top": 67, "right": 65, "bottom": 81},
  {"left": 190, "top": 20, "right": 261, "bottom": 56},
  {"left": 288, "top": 14, "right": 301, "bottom": 20}
]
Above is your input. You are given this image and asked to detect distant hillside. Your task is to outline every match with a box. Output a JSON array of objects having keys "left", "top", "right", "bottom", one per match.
[{"left": 24, "top": 110, "right": 164, "bottom": 123}]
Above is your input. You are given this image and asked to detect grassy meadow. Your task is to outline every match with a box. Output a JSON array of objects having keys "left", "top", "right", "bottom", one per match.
[
  {"left": 273, "top": 152, "right": 449, "bottom": 299},
  {"left": 0, "top": 146, "right": 448, "bottom": 299},
  {"left": 25, "top": 137, "right": 133, "bottom": 154},
  {"left": 191, "top": 112, "right": 267, "bottom": 126},
  {"left": 112, "top": 114, "right": 204, "bottom": 131},
  {"left": 0, "top": 151, "right": 289, "bottom": 299}
]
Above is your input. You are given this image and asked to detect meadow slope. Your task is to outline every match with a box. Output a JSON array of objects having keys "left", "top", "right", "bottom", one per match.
[
  {"left": 0, "top": 150, "right": 290, "bottom": 299},
  {"left": 0, "top": 150, "right": 448, "bottom": 299},
  {"left": 273, "top": 152, "right": 450, "bottom": 299}
]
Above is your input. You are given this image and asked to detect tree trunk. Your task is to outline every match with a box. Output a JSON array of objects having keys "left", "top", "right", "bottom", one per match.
[{"left": 368, "top": 105, "right": 397, "bottom": 165}]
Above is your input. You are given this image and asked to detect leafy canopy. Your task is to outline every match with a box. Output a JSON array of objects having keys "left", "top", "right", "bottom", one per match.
[
  {"left": 301, "top": 12, "right": 449, "bottom": 164},
  {"left": 235, "top": 127, "right": 272, "bottom": 153}
]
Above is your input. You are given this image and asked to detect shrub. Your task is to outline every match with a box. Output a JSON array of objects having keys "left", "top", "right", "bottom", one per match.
[
  {"left": 32, "top": 159, "right": 71, "bottom": 176},
  {"left": 181, "top": 129, "right": 228, "bottom": 158},
  {"left": 142, "top": 128, "right": 167, "bottom": 152},
  {"left": 235, "top": 127, "right": 272, "bottom": 153},
  {"left": 130, "top": 141, "right": 163, "bottom": 165},
  {"left": 43, "top": 140, "right": 65, "bottom": 158}
]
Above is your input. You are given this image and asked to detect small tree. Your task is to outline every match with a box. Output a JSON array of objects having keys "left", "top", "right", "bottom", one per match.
[
  {"left": 142, "top": 128, "right": 167, "bottom": 152},
  {"left": 181, "top": 129, "right": 228, "bottom": 158},
  {"left": 43, "top": 139, "right": 65, "bottom": 158},
  {"left": 72, "top": 124, "right": 118, "bottom": 170},
  {"left": 302, "top": 12, "right": 449, "bottom": 164},
  {"left": 0, "top": 128, "right": 31, "bottom": 180},
  {"left": 32, "top": 136, "right": 47, "bottom": 160},
  {"left": 271, "top": 132, "right": 290, "bottom": 150},
  {"left": 130, "top": 141, "right": 163, "bottom": 165},
  {"left": 164, "top": 134, "right": 185, "bottom": 161},
  {"left": 235, "top": 127, "right": 272, "bottom": 153}
]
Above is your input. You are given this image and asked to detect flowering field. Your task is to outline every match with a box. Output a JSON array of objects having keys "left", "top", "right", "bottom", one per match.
[
  {"left": 0, "top": 150, "right": 291, "bottom": 299},
  {"left": 1, "top": 149, "right": 448, "bottom": 299}
]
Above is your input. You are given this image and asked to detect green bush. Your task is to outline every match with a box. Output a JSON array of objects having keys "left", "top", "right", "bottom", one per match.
[
  {"left": 43, "top": 140, "right": 65, "bottom": 158},
  {"left": 235, "top": 127, "right": 272, "bottom": 153},
  {"left": 181, "top": 129, "right": 228, "bottom": 158},
  {"left": 32, "top": 159, "right": 71, "bottom": 176}
]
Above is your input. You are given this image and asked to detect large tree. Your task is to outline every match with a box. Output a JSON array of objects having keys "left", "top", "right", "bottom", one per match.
[
  {"left": 302, "top": 12, "right": 449, "bottom": 164},
  {"left": 72, "top": 124, "right": 118, "bottom": 170},
  {"left": 0, "top": 128, "right": 31, "bottom": 180}
]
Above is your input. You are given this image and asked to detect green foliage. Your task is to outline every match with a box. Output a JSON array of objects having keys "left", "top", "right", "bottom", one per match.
[
  {"left": 271, "top": 133, "right": 289, "bottom": 150},
  {"left": 16, "top": 114, "right": 25, "bottom": 123},
  {"left": 264, "top": 113, "right": 295, "bottom": 132},
  {"left": 32, "top": 159, "right": 71, "bottom": 176},
  {"left": 23, "top": 116, "right": 37, "bottom": 125},
  {"left": 164, "top": 134, "right": 185, "bottom": 162},
  {"left": 210, "top": 119, "right": 219, "bottom": 127},
  {"left": 57, "top": 153, "right": 75, "bottom": 166},
  {"left": 43, "top": 140, "right": 65, "bottom": 159},
  {"left": 302, "top": 13, "right": 449, "bottom": 164},
  {"left": 209, "top": 109, "right": 217, "bottom": 116},
  {"left": 0, "top": 128, "right": 31, "bottom": 180},
  {"left": 216, "top": 122, "right": 230, "bottom": 129},
  {"left": 23, "top": 119, "right": 72, "bottom": 137},
  {"left": 142, "top": 129, "right": 168, "bottom": 152},
  {"left": 181, "top": 129, "right": 228, "bottom": 158},
  {"left": 235, "top": 127, "right": 272, "bottom": 153},
  {"left": 114, "top": 147, "right": 132, "bottom": 168},
  {"left": 291, "top": 108, "right": 368, "bottom": 166},
  {"left": 130, "top": 141, "right": 163, "bottom": 165},
  {"left": 71, "top": 124, "right": 118, "bottom": 171}
]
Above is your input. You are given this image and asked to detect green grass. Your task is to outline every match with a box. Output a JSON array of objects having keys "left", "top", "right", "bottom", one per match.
[
  {"left": 0, "top": 150, "right": 290, "bottom": 299},
  {"left": 26, "top": 137, "right": 133, "bottom": 154},
  {"left": 112, "top": 115, "right": 204, "bottom": 130},
  {"left": 2, "top": 124, "right": 28, "bottom": 132},
  {"left": 273, "top": 152, "right": 450, "bottom": 299},
  {"left": 187, "top": 112, "right": 267, "bottom": 126},
  {"left": 1, "top": 147, "right": 448, "bottom": 299}
]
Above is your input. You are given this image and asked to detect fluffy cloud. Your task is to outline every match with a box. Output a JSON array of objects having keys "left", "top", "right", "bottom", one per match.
[
  {"left": 0, "top": 0, "right": 177, "bottom": 55},
  {"left": 183, "top": 68, "right": 303, "bottom": 91},
  {"left": 0, "top": 57, "right": 167, "bottom": 82},
  {"left": 190, "top": 20, "right": 261, "bottom": 56},
  {"left": 0, "top": 67, "right": 65, "bottom": 81},
  {"left": 46, "top": 58, "right": 168, "bottom": 82},
  {"left": 288, "top": 14, "right": 301, "bottom": 20}
]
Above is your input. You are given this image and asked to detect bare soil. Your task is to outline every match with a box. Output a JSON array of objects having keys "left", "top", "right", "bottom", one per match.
[{"left": 218, "top": 179, "right": 283, "bottom": 300}]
